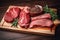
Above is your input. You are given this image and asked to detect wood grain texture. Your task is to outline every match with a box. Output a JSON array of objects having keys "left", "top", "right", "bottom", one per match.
[{"left": 0, "top": 6, "right": 60, "bottom": 36}]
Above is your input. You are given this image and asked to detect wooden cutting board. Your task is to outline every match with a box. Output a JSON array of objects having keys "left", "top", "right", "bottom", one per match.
[{"left": 0, "top": 6, "right": 60, "bottom": 36}]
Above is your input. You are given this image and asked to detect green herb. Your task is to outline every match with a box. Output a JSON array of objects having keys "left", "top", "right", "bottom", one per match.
[
  {"left": 43, "top": 5, "right": 50, "bottom": 13},
  {"left": 43, "top": 5, "right": 57, "bottom": 21},
  {"left": 11, "top": 18, "right": 18, "bottom": 27},
  {"left": 49, "top": 8, "right": 57, "bottom": 20}
]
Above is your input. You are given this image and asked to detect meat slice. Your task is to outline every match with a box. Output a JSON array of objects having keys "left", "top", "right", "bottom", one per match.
[
  {"left": 4, "top": 12, "right": 13, "bottom": 23},
  {"left": 18, "top": 6, "right": 31, "bottom": 28},
  {"left": 31, "top": 13, "right": 51, "bottom": 21},
  {"left": 30, "top": 5, "right": 43, "bottom": 16},
  {"left": 9, "top": 7, "right": 21, "bottom": 19},
  {"left": 29, "top": 19, "right": 53, "bottom": 28}
]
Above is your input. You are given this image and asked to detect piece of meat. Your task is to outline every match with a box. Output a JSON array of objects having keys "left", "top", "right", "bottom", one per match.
[
  {"left": 31, "top": 13, "right": 51, "bottom": 21},
  {"left": 29, "top": 19, "right": 53, "bottom": 28},
  {"left": 30, "top": 5, "right": 43, "bottom": 16},
  {"left": 4, "top": 12, "right": 13, "bottom": 23},
  {"left": 18, "top": 6, "right": 31, "bottom": 28},
  {"left": 9, "top": 7, "right": 21, "bottom": 19}
]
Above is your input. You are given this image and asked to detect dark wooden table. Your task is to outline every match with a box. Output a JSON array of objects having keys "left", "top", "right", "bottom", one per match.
[
  {"left": 0, "top": 30, "right": 54, "bottom": 40},
  {"left": 0, "top": 0, "right": 60, "bottom": 40}
]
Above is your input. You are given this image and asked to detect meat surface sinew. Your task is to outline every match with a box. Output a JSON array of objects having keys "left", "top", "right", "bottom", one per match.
[
  {"left": 4, "top": 12, "right": 13, "bottom": 22},
  {"left": 29, "top": 19, "right": 53, "bottom": 28},
  {"left": 31, "top": 13, "right": 51, "bottom": 21},
  {"left": 4, "top": 7, "right": 21, "bottom": 23},
  {"left": 18, "top": 6, "right": 31, "bottom": 28},
  {"left": 9, "top": 7, "right": 20, "bottom": 19}
]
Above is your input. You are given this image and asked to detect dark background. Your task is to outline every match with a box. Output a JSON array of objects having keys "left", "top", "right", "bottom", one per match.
[
  {"left": 0, "top": 0, "right": 60, "bottom": 7},
  {"left": 0, "top": 0, "right": 60, "bottom": 40}
]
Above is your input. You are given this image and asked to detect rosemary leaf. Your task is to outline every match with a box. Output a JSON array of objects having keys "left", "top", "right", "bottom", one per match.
[
  {"left": 43, "top": 5, "right": 57, "bottom": 21},
  {"left": 12, "top": 18, "right": 18, "bottom": 27}
]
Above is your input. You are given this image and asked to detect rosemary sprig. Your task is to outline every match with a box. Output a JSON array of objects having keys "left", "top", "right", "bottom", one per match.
[
  {"left": 11, "top": 18, "right": 18, "bottom": 27},
  {"left": 49, "top": 8, "right": 57, "bottom": 20},
  {"left": 43, "top": 5, "right": 57, "bottom": 21}
]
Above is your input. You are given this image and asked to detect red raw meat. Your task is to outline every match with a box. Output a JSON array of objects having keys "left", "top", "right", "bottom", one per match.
[
  {"left": 18, "top": 7, "right": 31, "bottom": 28},
  {"left": 9, "top": 7, "right": 21, "bottom": 19},
  {"left": 31, "top": 13, "right": 51, "bottom": 21},
  {"left": 29, "top": 19, "right": 53, "bottom": 28},
  {"left": 4, "top": 12, "right": 13, "bottom": 22}
]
